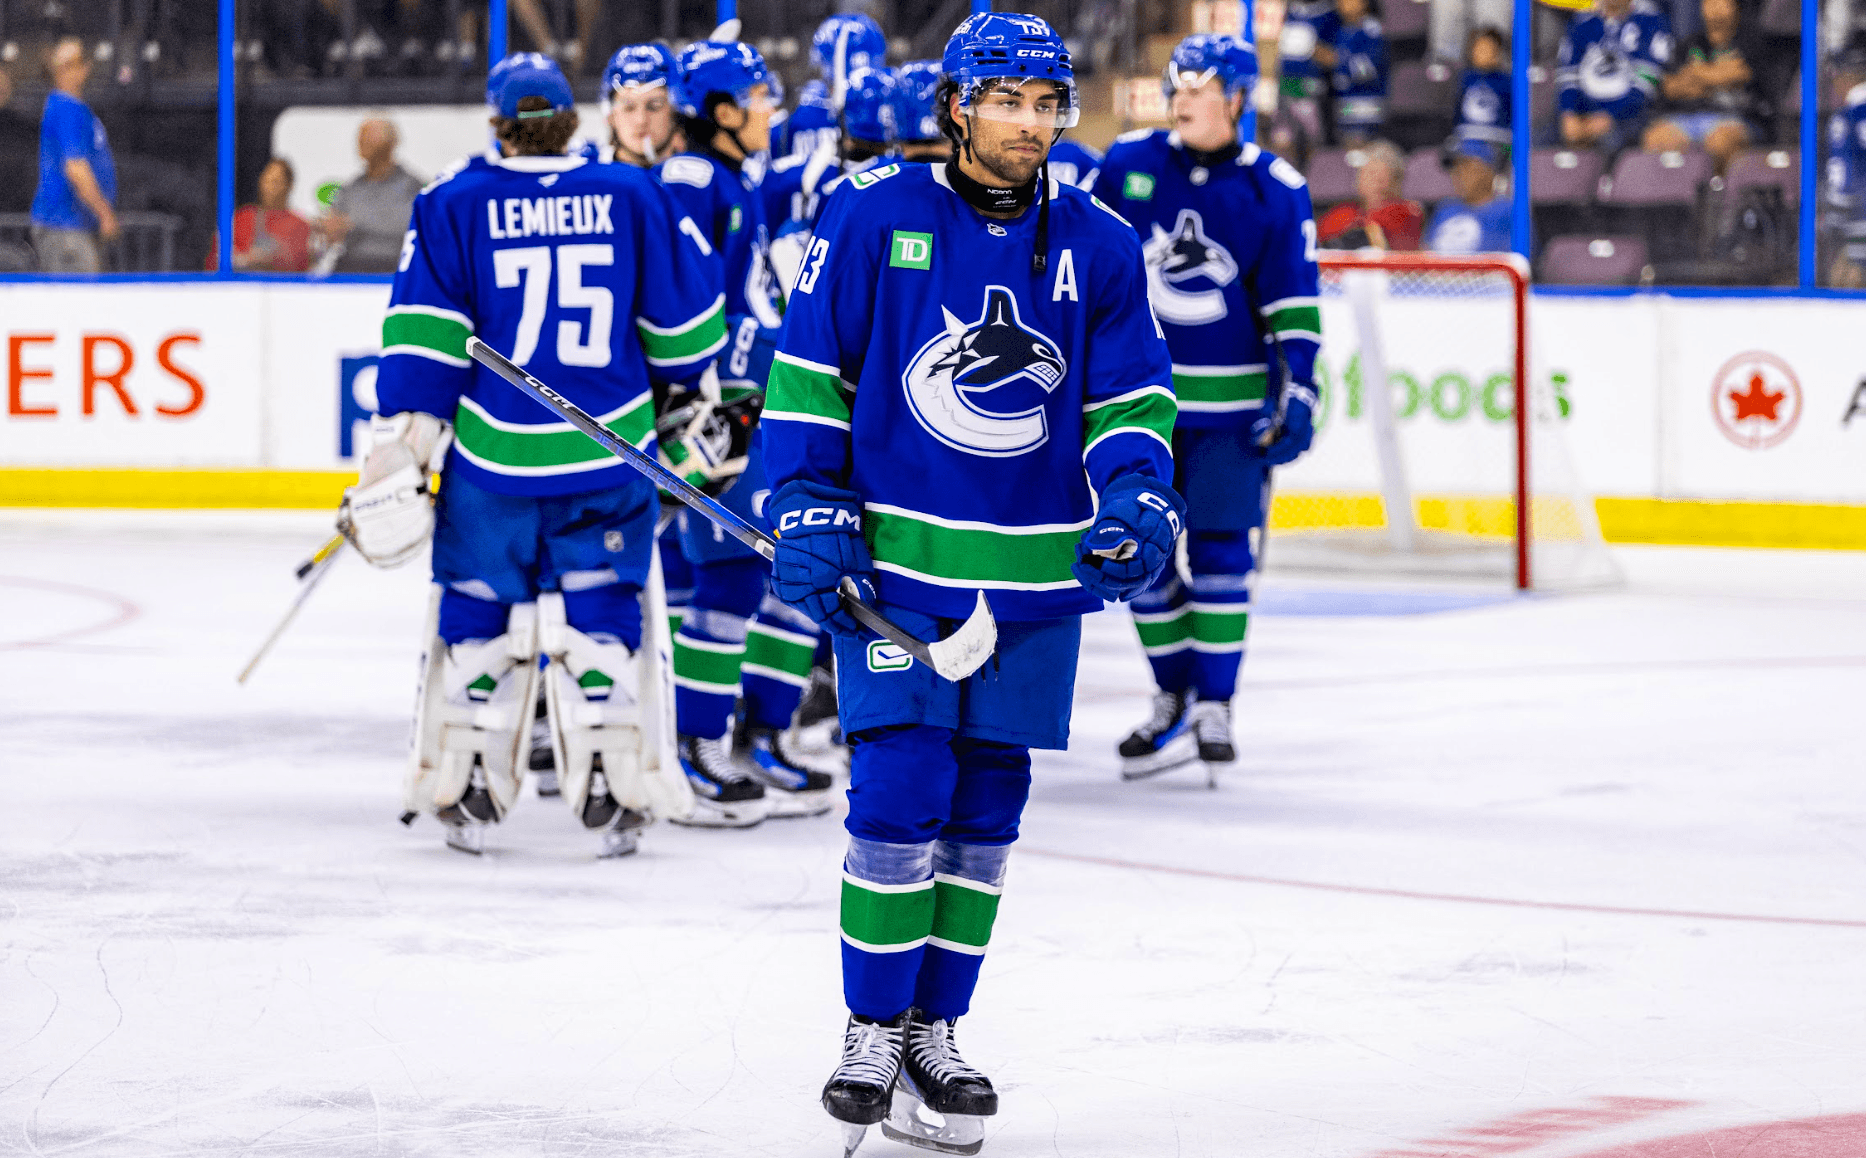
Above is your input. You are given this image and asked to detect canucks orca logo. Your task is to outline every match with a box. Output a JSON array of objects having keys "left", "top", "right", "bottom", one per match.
[
  {"left": 902, "top": 285, "right": 1067, "bottom": 458},
  {"left": 1143, "top": 209, "right": 1238, "bottom": 326}
]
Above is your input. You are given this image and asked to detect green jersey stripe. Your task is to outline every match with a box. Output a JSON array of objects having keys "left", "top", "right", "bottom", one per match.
[
  {"left": 767, "top": 356, "right": 855, "bottom": 427},
  {"left": 1264, "top": 303, "right": 1321, "bottom": 337},
  {"left": 452, "top": 393, "right": 653, "bottom": 474},
  {"left": 637, "top": 297, "right": 728, "bottom": 366},
  {"left": 1082, "top": 386, "right": 1177, "bottom": 453},
  {"left": 1173, "top": 368, "right": 1269, "bottom": 407},
  {"left": 867, "top": 506, "right": 1086, "bottom": 589},
  {"left": 382, "top": 308, "right": 472, "bottom": 363}
]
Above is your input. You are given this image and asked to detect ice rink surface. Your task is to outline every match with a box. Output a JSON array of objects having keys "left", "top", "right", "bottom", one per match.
[{"left": 4, "top": 510, "right": 1865, "bottom": 1158}]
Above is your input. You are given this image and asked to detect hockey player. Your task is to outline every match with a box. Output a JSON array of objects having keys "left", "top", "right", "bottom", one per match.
[
  {"left": 659, "top": 40, "right": 835, "bottom": 824},
  {"left": 340, "top": 55, "right": 725, "bottom": 855},
  {"left": 602, "top": 42, "right": 682, "bottom": 166},
  {"left": 761, "top": 14, "right": 1185, "bottom": 1153},
  {"left": 775, "top": 12, "right": 889, "bottom": 160},
  {"left": 890, "top": 60, "right": 953, "bottom": 162},
  {"left": 1091, "top": 33, "right": 1322, "bottom": 780}
]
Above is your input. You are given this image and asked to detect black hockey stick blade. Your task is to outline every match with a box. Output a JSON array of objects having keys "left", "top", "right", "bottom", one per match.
[{"left": 465, "top": 337, "right": 997, "bottom": 681}]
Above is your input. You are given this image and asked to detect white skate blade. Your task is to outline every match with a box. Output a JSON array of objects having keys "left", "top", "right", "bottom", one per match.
[
  {"left": 762, "top": 786, "right": 833, "bottom": 819},
  {"left": 667, "top": 794, "right": 770, "bottom": 829},
  {"left": 881, "top": 1085, "right": 985, "bottom": 1156},
  {"left": 1120, "top": 732, "right": 1199, "bottom": 781},
  {"left": 839, "top": 1121, "right": 868, "bottom": 1158},
  {"left": 534, "top": 768, "right": 560, "bottom": 797},
  {"left": 443, "top": 823, "right": 484, "bottom": 855},
  {"left": 598, "top": 825, "right": 640, "bottom": 858}
]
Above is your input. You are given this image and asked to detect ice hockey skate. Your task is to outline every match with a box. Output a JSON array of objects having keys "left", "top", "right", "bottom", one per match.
[
  {"left": 822, "top": 1012, "right": 907, "bottom": 1157},
  {"left": 1118, "top": 690, "right": 1198, "bottom": 780},
  {"left": 741, "top": 724, "right": 834, "bottom": 817},
  {"left": 527, "top": 692, "right": 558, "bottom": 797},
  {"left": 879, "top": 1011, "right": 997, "bottom": 1155},
  {"left": 669, "top": 734, "right": 770, "bottom": 827},
  {"left": 1186, "top": 698, "right": 1236, "bottom": 785}
]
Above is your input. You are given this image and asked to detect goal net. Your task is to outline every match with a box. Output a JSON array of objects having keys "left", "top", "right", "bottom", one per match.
[{"left": 1267, "top": 251, "right": 1619, "bottom": 591}]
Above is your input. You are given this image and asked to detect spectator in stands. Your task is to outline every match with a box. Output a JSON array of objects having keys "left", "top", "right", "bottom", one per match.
[
  {"left": 1556, "top": 0, "right": 1675, "bottom": 153},
  {"left": 320, "top": 117, "right": 421, "bottom": 272},
  {"left": 207, "top": 157, "right": 312, "bottom": 272},
  {"left": 1318, "top": 139, "right": 1425, "bottom": 249},
  {"left": 1455, "top": 26, "right": 1512, "bottom": 146},
  {"left": 1641, "top": 0, "right": 1765, "bottom": 170},
  {"left": 1824, "top": 80, "right": 1866, "bottom": 286},
  {"left": 1430, "top": 0, "right": 1511, "bottom": 71},
  {"left": 1332, "top": 0, "right": 1389, "bottom": 145},
  {"left": 0, "top": 67, "right": 38, "bottom": 214},
  {"left": 1280, "top": 0, "right": 1341, "bottom": 144},
  {"left": 1426, "top": 138, "right": 1514, "bottom": 252},
  {"left": 30, "top": 38, "right": 119, "bottom": 273}
]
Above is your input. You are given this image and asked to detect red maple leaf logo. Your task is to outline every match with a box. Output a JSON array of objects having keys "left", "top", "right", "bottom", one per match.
[{"left": 1728, "top": 372, "right": 1784, "bottom": 422}]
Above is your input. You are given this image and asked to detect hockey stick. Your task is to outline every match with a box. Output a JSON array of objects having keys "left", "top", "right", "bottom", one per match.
[
  {"left": 466, "top": 338, "right": 998, "bottom": 682},
  {"left": 237, "top": 535, "right": 347, "bottom": 684}
]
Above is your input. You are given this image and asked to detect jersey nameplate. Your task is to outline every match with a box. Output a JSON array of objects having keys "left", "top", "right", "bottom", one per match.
[
  {"left": 889, "top": 231, "right": 933, "bottom": 271},
  {"left": 1123, "top": 172, "right": 1156, "bottom": 201},
  {"left": 486, "top": 194, "right": 616, "bottom": 239}
]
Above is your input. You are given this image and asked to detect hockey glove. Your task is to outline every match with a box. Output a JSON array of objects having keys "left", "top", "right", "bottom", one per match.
[
  {"left": 1249, "top": 382, "right": 1319, "bottom": 466},
  {"left": 340, "top": 411, "right": 451, "bottom": 568},
  {"left": 1072, "top": 474, "right": 1186, "bottom": 603},
  {"left": 767, "top": 480, "right": 878, "bottom": 638}
]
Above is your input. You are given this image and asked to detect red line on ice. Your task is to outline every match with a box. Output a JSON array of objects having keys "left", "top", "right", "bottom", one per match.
[
  {"left": 1566, "top": 1112, "right": 1866, "bottom": 1157},
  {"left": 1020, "top": 848, "right": 1866, "bottom": 930},
  {"left": 0, "top": 576, "right": 141, "bottom": 650}
]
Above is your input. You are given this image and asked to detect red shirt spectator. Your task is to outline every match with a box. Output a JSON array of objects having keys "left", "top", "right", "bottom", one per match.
[
  {"left": 207, "top": 157, "right": 312, "bottom": 272},
  {"left": 1317, "top": 140, "right": 1423, "bottom": 251}
]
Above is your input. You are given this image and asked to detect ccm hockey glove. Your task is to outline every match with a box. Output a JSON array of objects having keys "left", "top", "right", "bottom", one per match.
[
  {"left": 1249, "top": 382, "right": 1319, "bottom": 466},
  {"left": 1072, "top": 474, "right": 1186, "bottom": 603},
  {"left": 340, "top": 411, "right": 451, "bottom": 568},
  {"left": 767, "top": 480, "right": 878, "bottom": 637}
]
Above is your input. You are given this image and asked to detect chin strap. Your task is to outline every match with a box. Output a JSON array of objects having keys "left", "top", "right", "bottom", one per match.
[{"left": 1030, "top": 161, "right": 1050, "bottom": 276}]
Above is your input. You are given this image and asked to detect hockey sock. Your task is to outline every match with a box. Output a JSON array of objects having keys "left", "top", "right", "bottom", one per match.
[
  {"left": 1187, "top": 575, "right": 1251, "bottom": 702},
  {"left": 562, "top": 581, "right": 644, "bottom": 653},
  {"left": 673, "top": 557, "right": 763, "bottom": 739},
  {"left": 740, "top": 590, "right": 819, "bottom": 730},
  {"left": 841, "top": 836, "right": 936, "bottom": 1021},
  {"left": 913, "top": 840, "right": 1011, "bottom": 1021},
  {"left": 438, "top": 587, "right": 510, "bottom": 646},
  {"left": 1131, "top": 572, "right": 1194, "bottom": 694},
  {"left": 658, "top": 524, "right": 694, "bottom": 642}
]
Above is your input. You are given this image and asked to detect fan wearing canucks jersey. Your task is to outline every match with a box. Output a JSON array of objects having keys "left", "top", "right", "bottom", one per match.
[
  {"left": 656, "top": 40, "right": 837, "bottom": 825},
  {"left": 763, "top": 15, "right": 1185, "bottom": 1154},
  {"left": 340, "top": 56, "right": 726, "bottom": 857},
  {"left": 1092, "top": 33, "right": 1321, "bottom": 782}
]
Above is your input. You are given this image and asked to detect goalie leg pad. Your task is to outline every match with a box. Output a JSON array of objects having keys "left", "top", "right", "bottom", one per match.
[{"left": 404, "top": 590, "right": 539, "bottom": 827}]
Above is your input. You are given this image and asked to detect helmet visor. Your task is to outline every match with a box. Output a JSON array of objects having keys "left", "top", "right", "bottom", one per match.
[{"left": 959, "top": 78, "right": 1080, "bottom": 130}]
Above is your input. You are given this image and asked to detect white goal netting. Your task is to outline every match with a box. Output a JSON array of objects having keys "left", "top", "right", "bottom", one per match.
[{"left": 1267, "top": 252, "right": 1620, "bottom": 591}]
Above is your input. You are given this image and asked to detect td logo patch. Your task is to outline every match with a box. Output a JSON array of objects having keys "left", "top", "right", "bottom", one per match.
[
  {"left": 890, "top": 231, "right": 933, "bottom": 270},
  {"left": 1123, "top": 172, "right": 1155, "bottom": 201},
  {"left": 867, "top": 640, "right": 914, "bottom": 672}
]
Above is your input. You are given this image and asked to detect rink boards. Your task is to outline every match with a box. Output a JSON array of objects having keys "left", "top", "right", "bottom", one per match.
[{"left": 0, "top": 281, "right": 1862, "bottom": 548}]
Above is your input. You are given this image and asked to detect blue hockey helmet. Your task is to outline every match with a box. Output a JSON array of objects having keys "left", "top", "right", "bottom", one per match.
[
  {"left": 486, "top": 52, "right": 572, "bottom": 115},
  {"left": 674, "top": 39, "right": 783, "bottom": 118},
  {"left": 810, "top": 13, "right": 887, "bottom": 77},
  {"left": 1162, "top": 33, "right": 1259, "bottom": 104},
  {"left": 841, "top": 67, "right": 898, "bottom": 144},
  {"left": 602, "top": 42, "right": 677, "bottom": 103},
  {"left": 892, "top": 59, "right": 944, "bottom": 142},
  {"left": 941, "top": 12, "right": 1079, "bottom": 128}
]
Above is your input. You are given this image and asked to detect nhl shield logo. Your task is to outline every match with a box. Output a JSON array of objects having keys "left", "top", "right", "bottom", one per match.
[
  {"left": 901, "top": 285, "right": 1067, "bottom": 458},
  {"left": 1143, "top": 209, "right": 1239, "bottom": 326}
]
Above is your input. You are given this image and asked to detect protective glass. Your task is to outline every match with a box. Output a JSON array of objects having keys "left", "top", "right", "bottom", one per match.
[{"left": 960, "top": 79, "right": 1081, "bottom": 129}]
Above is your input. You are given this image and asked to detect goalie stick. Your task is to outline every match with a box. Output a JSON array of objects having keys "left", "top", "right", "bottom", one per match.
[
  {"left": 465, "top": 337, "right": 998, "bottom": 682},
  {"left": 236, "top": 533, "right": 346, "bottom": 684}
]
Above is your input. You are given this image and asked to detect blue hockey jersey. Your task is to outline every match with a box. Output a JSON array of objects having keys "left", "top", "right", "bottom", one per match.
[
  {"left": 1425, "top": 194, "right": 1515, "bottom": 254},
  {"left": 1047, "top": 139, "right": 1104, "bottom": 190},
  {"left": 656, "top": 148, "right": 786, "bottom": 389},
  {"left": 1332, "top": 18, "right": 1389, "bottom": 134},
  {"left": 1091, "top": 131, "right": 1321, "bottom": 432},
  {"left": 764, "top": 162, "right": 1177, "bottom": 621},
  {"left": 775, "top": 80, "right": 838, "bottom": 160},
  {"left": 1457, "top": 70, "right": 1512, "bottom": 144},
  {"left": 1280, "top": 0, "right": 1342, "bottom": 86},
  {"left": 374, "top": 153, "right": 726, "bottom": 497},
  {"left": 1828, "top": 83, "right": 1866, "bottom": 258},
  {"left": 1557, "top": 2, "right": 1673, "bottom": 120}
]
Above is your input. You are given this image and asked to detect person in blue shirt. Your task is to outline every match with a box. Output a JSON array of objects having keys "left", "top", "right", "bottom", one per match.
[
  {"left": 1426, "top": 137, "right": 1516, "bottom": 253},
  {"left": 1825, "top": 82, "right": 1866, "bottom": 286},
  {"left": 772, "top": 13, "right": 888, "bottom": 161},
  {"left": 31, "top": 37, "right": 117, "bottom": 272},
  {"left": 1331, "top": 0, "right": 1388, "bottom": 144},
  {"left": 1556, "top": 0, "right": 1675, "bottom": 153},
  {"left": 1456, "top": 26, "right": 1512, "bottom": 147}
]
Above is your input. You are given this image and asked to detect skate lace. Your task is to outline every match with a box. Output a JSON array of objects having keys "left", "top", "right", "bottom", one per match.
[
  {"left": 693, "top": 736, "right": 755, "bottom": 786},
  {"left": 836, "top": 1019, "right": 903, "bottom": 1088},
  {"left": 1139, "top": 691, "right": 1184, "bottom": 739},
  {"left": 1189, "top": 699, "right": 1231, "bottom": 742},
  {"left": 909, "top": 1018, "right": 985, "bottom": 1085}
]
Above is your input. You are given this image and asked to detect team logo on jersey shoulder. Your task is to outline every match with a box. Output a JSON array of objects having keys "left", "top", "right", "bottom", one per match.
[
  {"left": 849, "top": 162, "right": 901, "bottom": 189},
  {"left": 662, "top": 155, "right": 714, "bottom": 188},
  {"left": 1143, "top": 209, "right": 1239, "bottom": 326},
  {"left": 902, "top": 285, "right": 1067, "bottom": 459}
]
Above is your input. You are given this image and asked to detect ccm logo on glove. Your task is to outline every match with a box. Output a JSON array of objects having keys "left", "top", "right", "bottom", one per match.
[
  {"left": 1135, "top": 490, "right": 1183, "bottom": 536},
  {"left": 776, "top": 507, "right": 863, "bottom": 535}
]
